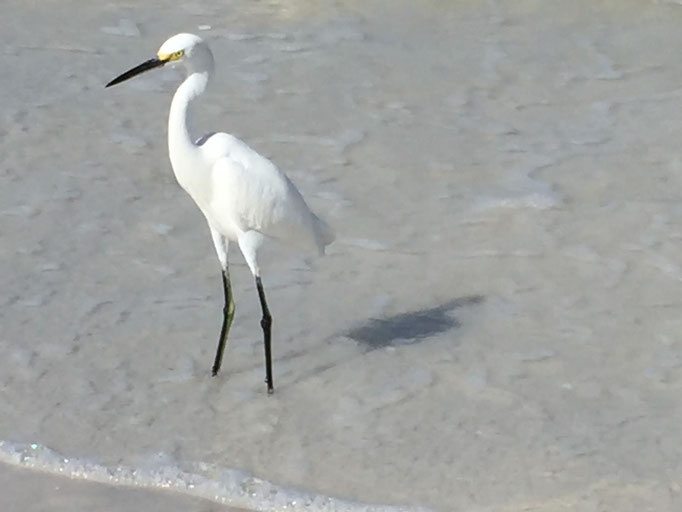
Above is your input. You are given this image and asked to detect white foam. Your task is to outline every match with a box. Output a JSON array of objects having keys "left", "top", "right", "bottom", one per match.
[
  {"left": 100, "top": 19, "right": 141, "bottom": 38},
  {"left": 0, "top": 441, "right": 431, "bottom": 512},
  {"left": 467, "top": 160, "right": 563, "bottom": 214},
  {"left": 338, "top": 238, "right": 388, "bottom": 251}
]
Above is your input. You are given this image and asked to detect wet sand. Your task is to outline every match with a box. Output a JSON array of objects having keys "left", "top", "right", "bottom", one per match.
[
  {"left": 0, "top": 462, "right": 243, "bottom": 512},
  {"left": 2, "top": 0, "right": 682, "bottom": 511}
]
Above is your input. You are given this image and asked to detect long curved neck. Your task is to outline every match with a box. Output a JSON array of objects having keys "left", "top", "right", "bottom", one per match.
[{"left": 168, "top": 71, "right": 209, "bottom": 167}]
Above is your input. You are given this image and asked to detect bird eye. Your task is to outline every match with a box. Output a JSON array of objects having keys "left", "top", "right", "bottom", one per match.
[{"left": 172, "top": 51, "right": 184, "bottom": 60}]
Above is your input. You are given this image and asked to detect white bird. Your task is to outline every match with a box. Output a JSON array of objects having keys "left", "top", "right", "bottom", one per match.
[{"left": 106, "top": 33, "right": 334, "bottom": 393}]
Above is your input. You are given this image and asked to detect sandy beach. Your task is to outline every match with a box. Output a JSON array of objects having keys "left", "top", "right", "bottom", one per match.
[{"left": 2, "top": 0, "right": 682, "bottom": 510}]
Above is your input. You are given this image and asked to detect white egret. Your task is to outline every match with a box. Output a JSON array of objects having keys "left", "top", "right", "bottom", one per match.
[{"left": 106, "top": 33, "right": 334, "bottom": 394}]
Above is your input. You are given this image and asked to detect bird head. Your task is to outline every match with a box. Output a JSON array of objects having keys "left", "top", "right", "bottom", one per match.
[{"left": 106, "top": 33, "right": 213, "bottom": 88}]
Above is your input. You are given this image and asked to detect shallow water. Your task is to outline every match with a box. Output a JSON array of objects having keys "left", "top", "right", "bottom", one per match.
[{"left": 2, "top": 0, "right": 682, "bottom": 510}]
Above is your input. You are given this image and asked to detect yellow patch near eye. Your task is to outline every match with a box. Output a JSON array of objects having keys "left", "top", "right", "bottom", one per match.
[{"left": 157, "top": 50, "right": 184, "bottom": 62}]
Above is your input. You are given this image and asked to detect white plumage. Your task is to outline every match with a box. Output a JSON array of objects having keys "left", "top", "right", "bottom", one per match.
[{"left": 106, "top": 33, "right": 333, "bottom": 393}]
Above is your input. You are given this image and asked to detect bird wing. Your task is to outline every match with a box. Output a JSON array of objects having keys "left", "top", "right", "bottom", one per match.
[{"left": 208, "top": 141, "right": 325, "bottom": 251}]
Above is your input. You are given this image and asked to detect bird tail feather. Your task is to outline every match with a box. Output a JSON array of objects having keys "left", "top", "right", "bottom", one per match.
[{"left": 313, "top": 214, "right": 335, "bottom": 255}]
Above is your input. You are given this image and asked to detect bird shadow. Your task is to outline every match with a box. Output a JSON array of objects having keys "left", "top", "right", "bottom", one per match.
[
  {"left": 275, "top": 295, "right": 484, "bottom": 391},
  {"left": 346, "top": 295, "right": 484, "bottom": 350}
]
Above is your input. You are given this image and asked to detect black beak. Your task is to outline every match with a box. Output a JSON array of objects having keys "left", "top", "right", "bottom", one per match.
[{"left": 105, "top": 57, "right": 166, "bottom": 88}]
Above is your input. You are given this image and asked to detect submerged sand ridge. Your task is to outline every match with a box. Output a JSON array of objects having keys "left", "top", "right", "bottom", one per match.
[{"left": 2, "top": 0, "right": 682, "bottom": 510}]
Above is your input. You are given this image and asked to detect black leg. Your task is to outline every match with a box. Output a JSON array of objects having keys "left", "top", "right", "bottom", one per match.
[
  {"left": 255, "top": 276, "right": 274, "bottom": 393},
  {"left": 212, "top": 268, "right": 235, "bottom": 376}
]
